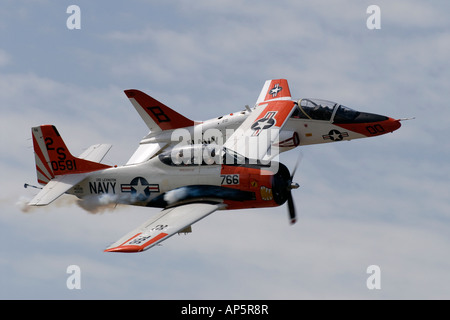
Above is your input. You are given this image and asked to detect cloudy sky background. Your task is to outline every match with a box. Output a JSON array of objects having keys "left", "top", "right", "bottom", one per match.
[{"left": 1, "top": 0, "right": 449, "bottom": 299}]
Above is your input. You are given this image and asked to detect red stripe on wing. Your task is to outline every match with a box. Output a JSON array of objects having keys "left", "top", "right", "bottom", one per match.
[{"left": 104, "top": 233, "right": 169, "bottom": 253}]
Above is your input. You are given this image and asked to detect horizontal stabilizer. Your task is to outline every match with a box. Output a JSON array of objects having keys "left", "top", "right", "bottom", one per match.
[
  {"left": 79, "top": 144, "right": 112, "bottom": 162},
  {"left": 28, "top": 173, "right": 88, "bottom": 206}
]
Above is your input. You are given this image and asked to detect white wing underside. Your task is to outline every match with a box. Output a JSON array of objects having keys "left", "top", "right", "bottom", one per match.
[
  {"left": 105, "top": 203, "right": 224, "bottom": 252},
  {"left": 126, "top": 142, "right": 167, "bottom": 165}
]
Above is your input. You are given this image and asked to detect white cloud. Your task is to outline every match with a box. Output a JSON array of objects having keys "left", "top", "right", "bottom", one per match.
[{"left": 0, "top": 49, "right": 10, "bottom": 67}]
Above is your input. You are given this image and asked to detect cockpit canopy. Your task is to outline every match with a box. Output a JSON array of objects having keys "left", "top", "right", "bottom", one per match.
[{"left": 291, "top": 98, "right": 361, "bottom": 123}]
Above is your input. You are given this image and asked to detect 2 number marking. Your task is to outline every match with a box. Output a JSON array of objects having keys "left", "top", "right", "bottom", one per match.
[{"left": 45, "top": 137, "right": 77, "bottom": 172}]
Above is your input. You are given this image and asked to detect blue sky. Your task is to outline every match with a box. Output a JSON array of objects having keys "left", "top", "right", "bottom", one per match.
[{"left": 1, "top": 0, "right": 450, "bottom": 299}]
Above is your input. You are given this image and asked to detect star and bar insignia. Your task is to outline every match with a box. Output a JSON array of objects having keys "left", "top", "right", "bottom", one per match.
[
  {"left": 121, "top": 177, "right": 160, "bottom": 201},
  {"left": 322, "top": 129, "right": 349, "bottom": 141}
]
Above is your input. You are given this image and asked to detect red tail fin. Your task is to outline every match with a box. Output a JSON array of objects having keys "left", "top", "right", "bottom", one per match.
[
  {"left": 124, "top": 89, "right": 194, "bottom": 132},
  {"left": 32, "top": 125, "right": 111, "bottom": 182},
  {"left": 256, "top": 79, "right": 292, "bottom": 105}
]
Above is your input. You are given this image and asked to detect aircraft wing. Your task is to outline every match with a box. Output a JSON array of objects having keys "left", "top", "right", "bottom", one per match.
[
  {"left": 105, "top": 203, "right": 224, "bottom": 253},
  {"left": 126, "top": 142, "right": 167, "bottom": 165},
  {"left": 124, "top": 89, "right": 195, "bottom": 164},
  {"left": 78, "top": 144, "right": 112, "bottom": 162},
  {"left": 124, "top": 89, "right": 194, "bottom": 132},
  {"left": 224, "top": 79, "right": 297, "bottom": 160},
  {"left": 28, "top": 173, "right": 88, "bottom": 206}
]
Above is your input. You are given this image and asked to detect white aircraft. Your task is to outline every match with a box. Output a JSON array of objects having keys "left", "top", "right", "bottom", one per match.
[{"left": 26, "top": 79, "right": 402, "bottom": 252}]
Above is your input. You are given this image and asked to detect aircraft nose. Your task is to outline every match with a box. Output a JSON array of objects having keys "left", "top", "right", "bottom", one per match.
[
  {"left": 334, "top": 112, "right": 402, "bottom": 137},
  {"left": 364, "top": 116, "right": 401, "bottom": 135},
  {"left": 355, "top": 111, "right": 401, "bottom": 133},
  {"left": 385, "top": 117, "right": 402, "bottom": 132}
]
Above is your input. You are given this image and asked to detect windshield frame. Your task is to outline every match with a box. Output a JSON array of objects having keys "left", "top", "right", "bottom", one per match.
[{"left": 295, "top": 98, "right": 337, "bottom": 122}]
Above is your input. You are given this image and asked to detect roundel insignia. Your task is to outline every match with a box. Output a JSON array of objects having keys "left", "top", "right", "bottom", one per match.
[
  {"left": 269, "top": 83, "right": 283, "bottom": 97},
  {"left": 251, "top": 117, "right": 275, "bottom": 131},
  {"left": 251, "top": 111, "right": 277, "bottom": 136},
  {"left": 322, "top": 129, "right": 349, "bottom": 141},
  {"left": 121, "top": 177, "right": 160, "bottom": 201}
]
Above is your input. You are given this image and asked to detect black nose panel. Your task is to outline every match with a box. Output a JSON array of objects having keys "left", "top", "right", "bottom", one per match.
[
  {"left": 353, "top": 112, "right": 388, "bottom": 123},
  {"left": 333, "top": 111, "right": 388, "bottom": 124}
]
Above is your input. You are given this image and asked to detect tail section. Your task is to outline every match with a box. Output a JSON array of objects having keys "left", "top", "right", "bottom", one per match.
[
  {"left": 124, "top": 89, "right": 194, "bottom": 132},
  {"left": 32, "top": 125, "right": 111, "bottom": 184},
  {"left": 256, "top": 79, "right": 292, "bottom": 105}
]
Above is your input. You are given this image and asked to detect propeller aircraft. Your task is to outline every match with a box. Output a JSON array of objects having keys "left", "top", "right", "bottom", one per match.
[{"left": 26, "top": 79, "right": 402, "bottom": 252}]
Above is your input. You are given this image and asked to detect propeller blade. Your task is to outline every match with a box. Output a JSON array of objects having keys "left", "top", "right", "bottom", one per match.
[
  {"left": 287, "top": 191, "right": 297, "bottom": 225},
  {"left": 290, "top": 153, "right": 303, "bottom": 180},
  {"left": 285, "top": 153, "right": 302, "bottom": 225}
]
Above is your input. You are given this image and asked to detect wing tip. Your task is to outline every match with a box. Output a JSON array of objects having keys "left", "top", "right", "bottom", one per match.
[
  {"left": 124, "top": 89, "right": 138, "bottom": 98},
  {"left": 28, "top": 202, "right": 46, "bottom": 207},
  {"left": 104, "top": 246, "right": 143, "bottom": 253},
  {"left": 104, "top": 232, "right": 169, "bottom": 253}
]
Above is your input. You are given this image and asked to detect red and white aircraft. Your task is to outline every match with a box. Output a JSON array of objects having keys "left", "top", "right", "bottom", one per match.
[{"left": 27, "top": 79, "right": 402, "bottom": 252}]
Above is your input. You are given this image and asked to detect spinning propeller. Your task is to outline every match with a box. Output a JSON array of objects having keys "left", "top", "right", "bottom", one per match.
[{"left": 286, "top": 154, "right": 302, "bottom": 225}]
